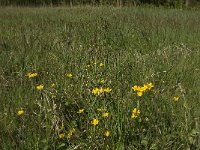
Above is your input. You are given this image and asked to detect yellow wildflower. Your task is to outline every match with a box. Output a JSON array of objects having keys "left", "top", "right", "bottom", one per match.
[
  {"left": 36, "top": 84, "right": 44, "bottom": 90},
  {"left": 131, "top": 108, "right": 140, "bottom": 119},
  {"left": 143, "top": 84, "right": 148, "bottom": 90},
  {"left": 132, "top": 85, "right": 139, "bottom": 91},
  {"left": 92, "top": 88, "right": 99, "bottom": 95},
  {"left": 67, "top": 128, "right": 76, "bottom": 139},
  {"left": 77, "top": 109, "right": 84, "bottom": 114},
  {"left": 91, "top": 118, "right": 99, "bottom": 126},
  {"left": 58, "top": 133, "right": 65, "bottom": 139},
  {"left": 99, "top": 87, "right": 104, "bottom": 94},
  {"left": 26, "top": 72, "right": 38, "bottom": 78},
  {"left": 97, "top": 108, "right": 105, "bottom": 112},
  {"left": 147, "top": 82, "right": 154, "bottom": 90},
  {"left": 132, "top": 108, "right": 140, "bottom": 114},
  {"left": 173, "top": 96, "right": 179, "bottom": 102},
  {"left": 60, "top": 122, "right": 64, "bottom": 130},
  {"left": 137, "top": 91, "right": 143, "bottom": 97},
  {"left": 92, "top": 87, "right": 112, "bottom": 95},
  {"left": 99, "top": 63, "right": 104, "bottom": 67},
  {"left": 17, "top": 109, "right": 24, "bottom": 116},
  {"left": 132, "top": 82, "right": 153, "bottom": 95},
  {"left": 131, "top": 113, "right": 137, "bottom": 119},
  {"left": 140, "top": 86, "right": 148, "bottom": 92},
  {"left": 66, "top": 73, "right": 72, "bottom": 78},
  {"left": 101, "top": 80, "right": 106, "bottom": 83},
  {"left": 102, "top": 112, "right": 109, "bottom": 117},
  {"left": 51, "top": 83, "right": 55, "bottom": 87},
  {"left": 105, "top": 131, "right": 110, "bottom": 137},
  {"left": 104, "top": 87, "right": 112, "bottom": 93}
]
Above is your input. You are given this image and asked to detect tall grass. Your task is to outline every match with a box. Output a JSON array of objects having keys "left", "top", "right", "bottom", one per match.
[{"left": 0, "top": 6, "right": 200, "bottom": 149}]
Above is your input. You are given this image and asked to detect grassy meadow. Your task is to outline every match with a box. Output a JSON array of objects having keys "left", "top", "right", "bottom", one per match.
[{"left": 0, "top": 6, "right": 200, "bottom": 149}]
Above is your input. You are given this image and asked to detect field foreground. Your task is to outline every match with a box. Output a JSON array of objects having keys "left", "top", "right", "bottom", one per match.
[{"left": 0, "top": 7, "right": 200, "bottom": 149}]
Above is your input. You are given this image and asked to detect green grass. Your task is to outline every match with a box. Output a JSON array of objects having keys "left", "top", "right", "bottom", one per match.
[{"left": 0, "top": 6, "right": 200, "bottom": 149}]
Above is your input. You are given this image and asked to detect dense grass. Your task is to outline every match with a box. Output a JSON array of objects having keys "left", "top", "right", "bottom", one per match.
[{"left": 0, "top": 6, "right": 200, "bottom": 149}]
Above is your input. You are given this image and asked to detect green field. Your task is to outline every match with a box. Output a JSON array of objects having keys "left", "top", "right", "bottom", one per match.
[{"left": 0, "top": 7, "right": 200, "bottom": 149}]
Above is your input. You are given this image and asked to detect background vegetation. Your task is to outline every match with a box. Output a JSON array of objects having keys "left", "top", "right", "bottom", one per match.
[
  {"left": 0, "top": 0, "right": 200, "bottom": 8},
  {"left": 0, "top": 6, "right": 200, "bottom": 149}
]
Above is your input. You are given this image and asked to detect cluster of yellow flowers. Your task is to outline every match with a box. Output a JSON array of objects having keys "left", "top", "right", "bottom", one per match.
[
  {"left": 59, "top": 128, "right": 76, "bottom": 140},
  {"left": 67, "top": 128, "right": 76, "bottom": 139},
  {"left": 92, "top": 87, "right": 112, "bottom": 95},
  {"left": 131, "top": 108, "right": 141, "bottom": 119},
  {"left": 58, "top": 133, "right": 65, "bottom": 139},
  {"left": 89, "top": 62, "right": 104, "bottom": 67},
  {"left": 26, "top": 71, "right": 73, "bottom": 91},
  {"left": 26, "top": 72, "right": 45, "bottom": 90},
  {"left": 89, "top": 109, "right": 110, "bottom": 137},
  {"left": 90, "top": 118, "right": 110, "bottom": 137},
  {"left": 132, "top": 82, "right": 154, "bottom": 96},
  {"left": 26, "top": 72, "right": 38, "bottom": 78}
]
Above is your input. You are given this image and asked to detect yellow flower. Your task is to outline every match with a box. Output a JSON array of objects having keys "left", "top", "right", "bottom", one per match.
[
  {"left": 137, "top": 91, "right": 143, "bottom": 97},
  {"left": 140, "top": 86, "right": 148, "bottom": 92},
  {"left": 92, "top": 87, "right": 105, "bottom": 95},
  {"left": 91, "top": 118, "right": 99, "bottom": 126},
  {"left": 143, "top": 84, "right": 148, "bottom": 90},
  {"left": 77, "top": 109, "right": 84, "bottom": 114},
  {"left": 66, "top": 73, "right": 73, "bottom": 78},
  {"left": 36, "top": 84, "right": 44, "bottom": 90},
  {"left": 92, "top": 87, "right": 112, "bottom": 95},
  {"left": 51, "top": 83, "right": 55, "bottom": 87},
  {"left": 132, "top": 85, "right": 139, "bottom": 91},
  {"left": 67, "top": 128, "right": 76, "bottom": 139},
  {"left": 99, "top": 63, "right": 104, "bottom": 67},
  {"left": 67, "top": 133, "right": 72, "bottom": 139},
  {"left": 146, "top": 82, "right": 154, "bottom": 90},
  {"left": 102, "top": 112, "right": 109, "bottom": 117},
  {"left": 92, "top": 88, "right": 99, "bottom": 95},
  {"left": 105, "top": 131, "right": 110, "bottom": 137},
  {"left": 71, "top": 128, "right": 76, "bottom": 132},
  {"left": 58, "top": 133, "right": 65, "bottom": 139},
  {"left": 60, "top": 122, "right": 64, "bottom": 130},
  {"left": 104, "top": 87, "right": 112, "bottom": 93},
  {"left": 97, "top": 108, "right": 105, "bottom": 112},
  {"left": 17, "top": 109, "right": 24, "bottom": 116},
  {"left": 132, "top": 82, "right": 153, "bottom": 94},
  {"left": 26, "top": 72, "right": 38, "bottom": 78},
  {"left": 101, "top": 80, "right": 106, "bottom": 83},
  {"left": 132, "top": 108, "right": 141, "bottom": 114},
  {"left": 131, "top": 108, "right": 140, "bottom": 119},
  {"left": 99, "top": 87, "right": 104, "bottom": 93},
  {"left": 173, "top": 96, "right": 179, "bottom": 102},
  {"left": 131, "top": 113, "right": 137, "bottom": 119}
]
